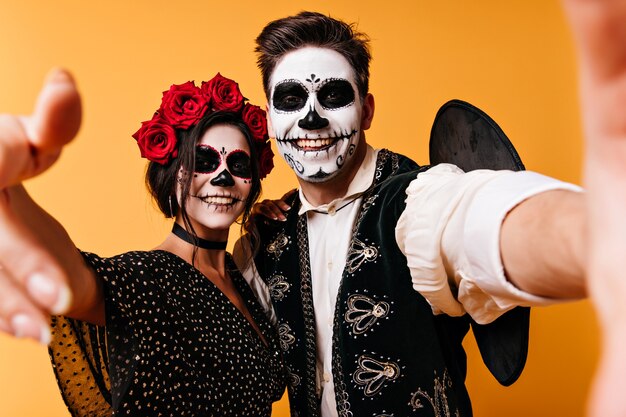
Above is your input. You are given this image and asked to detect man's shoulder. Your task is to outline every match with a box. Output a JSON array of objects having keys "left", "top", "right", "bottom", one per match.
[
  {"left": 376, "top": 148, "right": 422, "bottom": 174},
  {"left": 373, "top": 149, "right": 426, "bottom": 187}
]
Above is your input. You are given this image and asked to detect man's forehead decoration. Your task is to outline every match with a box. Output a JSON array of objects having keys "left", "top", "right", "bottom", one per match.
[{"left": 268, "top": 47, "right": 363, "bottom": 183}]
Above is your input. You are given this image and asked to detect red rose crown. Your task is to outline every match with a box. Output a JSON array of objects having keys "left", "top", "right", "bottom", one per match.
[{"left": 132, "top": 74, "right": 273, "bottom": 179}]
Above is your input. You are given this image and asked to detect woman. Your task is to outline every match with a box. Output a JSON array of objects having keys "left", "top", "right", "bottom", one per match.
[{"left": 8, "top": 72, "right": 285, "bottom": 416}]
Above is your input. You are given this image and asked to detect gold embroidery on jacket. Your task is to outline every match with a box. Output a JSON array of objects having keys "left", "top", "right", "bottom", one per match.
[
  {"left": 345, "top": 294, "right": 390, "bottom": 335},
  {"left": 353, "top": 355, "right": 400, "bottom": 397},
  {"left": 268, "top": 274, "right": 290, "bottom": 301},
  {"left": 346, "top": 238, "right": 379, "bottom": 273},
  {"left": 409, "top": 370, "right": 459, "bottom": 417}
]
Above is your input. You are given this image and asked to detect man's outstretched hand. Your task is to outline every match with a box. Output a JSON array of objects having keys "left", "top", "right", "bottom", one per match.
[{"left": 564, "top": 1, "right": 626, "bottom": 416}]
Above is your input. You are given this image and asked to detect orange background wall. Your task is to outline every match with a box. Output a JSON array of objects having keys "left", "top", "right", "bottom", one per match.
[{"left": 0, "top": 1, "right": 596, "bottom": 416}]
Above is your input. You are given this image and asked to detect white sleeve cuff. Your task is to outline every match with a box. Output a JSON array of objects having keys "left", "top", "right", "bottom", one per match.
[
  {"left": 461, "top": 170, "right": 583, "bottom": 322},
  {"left": 396, "top": 164, "right": 583, "bottom": 324}
]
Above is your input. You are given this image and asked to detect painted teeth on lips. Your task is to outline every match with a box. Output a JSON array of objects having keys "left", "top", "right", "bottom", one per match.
[
  {"left": 200, "top": 196, "right": 240, "bottom": 205},
  {"left": 295, "top": 138, "right": 335, "bottom": 149}
]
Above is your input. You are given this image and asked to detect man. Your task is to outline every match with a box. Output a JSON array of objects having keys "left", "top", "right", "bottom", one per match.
[
  {"left": 0, "top": 2, "right": 624, "bottom": 417},
  {"left": 236, "top": 11, "right": 584, "bottom": 417}
]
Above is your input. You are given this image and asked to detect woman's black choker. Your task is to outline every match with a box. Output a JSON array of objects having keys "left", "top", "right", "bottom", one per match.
[{"left": 171, "top": 223, "right": 227, "bottom": 250}]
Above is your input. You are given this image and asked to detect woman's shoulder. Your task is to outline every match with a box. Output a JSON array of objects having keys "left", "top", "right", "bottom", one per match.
[
  {"left": 80, "top": 250, "right": 182, "bottom": 276},
  {"left": 80, "top": 250, "right": 188, "bottom": 299},
  {"left": 109, "top": 250, "right": 174, "bottom": 263}
]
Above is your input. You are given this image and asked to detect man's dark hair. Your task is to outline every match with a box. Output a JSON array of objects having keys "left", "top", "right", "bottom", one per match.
[{"left": 255, "top": 11, "right": 371, "bottom": 99}]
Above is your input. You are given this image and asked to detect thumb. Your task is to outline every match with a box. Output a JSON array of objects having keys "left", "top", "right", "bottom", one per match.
[{"left": 25, "top": 68, "right": 82, "bottom": 153}]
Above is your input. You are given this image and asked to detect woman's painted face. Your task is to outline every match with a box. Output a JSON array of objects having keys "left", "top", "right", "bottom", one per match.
[
  {"left": 178, "top": 124, "right": 252, "bottom": 232},
  {"left": 268, "top": 47, "right": 363, "bottom": 183}
]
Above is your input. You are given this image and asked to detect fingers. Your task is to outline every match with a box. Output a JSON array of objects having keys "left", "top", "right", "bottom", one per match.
[
  {"left": 275, "top": 198, "right": 292, "bottom": 213},
  {"left": 280, "top": 188, "right": 298, "bottom": 202},
  {"left": 0, "top": 116, "right": 37, "bottom": 190},
  {"left": 0, "top": 187, "right": 72, "bottom": 344},
  {"left": 256, "top": 188, "right": 297, "bottom": 221},
  {"left": 0, "top": 187, "right": 71, "bottom": 313},
  {"left": 253, "top": 201, "right": 286, "bottom": 221},
  {"left": 0, "top": 266, "right": 51, "bottom": 344},
  {"left": 250, "top": 189, "right": 297, "bottom": 222},
  {"left": 252, "top": 198, "right": 292, "bottom": 221}
]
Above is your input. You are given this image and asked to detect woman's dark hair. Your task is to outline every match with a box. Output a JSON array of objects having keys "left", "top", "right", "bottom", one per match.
[{"left": 146, "top": 111, "right": 262, "bottom": 250}]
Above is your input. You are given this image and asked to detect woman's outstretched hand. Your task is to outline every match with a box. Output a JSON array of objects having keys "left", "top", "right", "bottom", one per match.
[{"left": 0, "top": 70, "right": 101, "bottom": 345}]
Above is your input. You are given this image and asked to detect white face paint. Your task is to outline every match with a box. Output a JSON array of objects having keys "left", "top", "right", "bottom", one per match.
[
  {"left": 268, "top": 47, "right": 362, "bottom": 182},
  {"left": 177, "top": 124, "right": 252, "bottom": 234}
]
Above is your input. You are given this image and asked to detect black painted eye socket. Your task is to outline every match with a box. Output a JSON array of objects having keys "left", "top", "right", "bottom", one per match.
[
  {"left": 272, "top": 81, "right": 308, "bottom": 112},
  {"left": 317, "top": 79, "right": 355, "bottom": 109},
  {"left": 194, "top": 146, "right": 221, "bottom": 174},
  {"left": 226, "top": 150, "right": 252, "bottom": 179}
]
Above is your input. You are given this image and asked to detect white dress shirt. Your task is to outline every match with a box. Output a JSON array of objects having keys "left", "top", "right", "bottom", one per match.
[{"left": 234, "top": 145, "right": 582, "bottom": 417}]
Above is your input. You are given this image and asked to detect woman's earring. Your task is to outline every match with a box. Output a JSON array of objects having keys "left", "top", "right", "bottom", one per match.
[{"left": 169, "top": 195, "right": 174, "bottom": 217}]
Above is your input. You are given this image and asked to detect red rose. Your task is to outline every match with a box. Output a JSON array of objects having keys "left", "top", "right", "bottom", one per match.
[
  {"left": 242, "top": 103, "right": 268, "bottom": 142},
  {"left": 201, "top": 73, "right": 244, "bottom": 112},
  {"left": 159, "top": 81, "right": 209, "bottom": 129},
  {"left": 257, "top": 142, "right": 275, "bottom": 179},
  {"left": 132, "top": 116, "right": 179, "bottom": 165}
]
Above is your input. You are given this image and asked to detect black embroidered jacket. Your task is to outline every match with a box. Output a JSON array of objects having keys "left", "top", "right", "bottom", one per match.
[{"left": 254, "top": 149, "right": 528, "bottom": 417}]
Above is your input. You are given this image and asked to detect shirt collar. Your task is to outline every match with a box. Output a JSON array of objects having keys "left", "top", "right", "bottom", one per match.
[{"left": 298, "top": 145, "right": 379, "bottom": 215}]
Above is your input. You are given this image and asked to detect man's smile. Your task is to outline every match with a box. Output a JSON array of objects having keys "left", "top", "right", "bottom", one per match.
[{"left": 277, "top": 129, "right": 357, "bottom": 152}]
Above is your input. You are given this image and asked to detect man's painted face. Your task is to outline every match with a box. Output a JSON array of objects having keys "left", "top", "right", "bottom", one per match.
[{"left": 269, "top": 47, "right": 363, "bottom": 182}]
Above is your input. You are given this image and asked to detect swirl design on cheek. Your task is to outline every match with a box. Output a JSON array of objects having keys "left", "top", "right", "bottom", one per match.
[
  {"left": 283, "top": 153, "right": 305, "bottom": 174},
  {"left": 336, "top": 143, "right": 356, "bottom": 168}
]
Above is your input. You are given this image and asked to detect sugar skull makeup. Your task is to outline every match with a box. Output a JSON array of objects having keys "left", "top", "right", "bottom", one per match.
[
  {"left": 195, "top": 145, "right": 252, "bottom": 180},
  {"left": 268, "top": 47, "right": 363, "bottom": 182},
  {"left": 178, "top": 124, "right": 252, "bottom": 231}
]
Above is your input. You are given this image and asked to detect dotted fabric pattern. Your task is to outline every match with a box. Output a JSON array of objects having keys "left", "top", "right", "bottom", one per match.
[{"left": 49, "top": 250, "right": 286, "bottom": 416}]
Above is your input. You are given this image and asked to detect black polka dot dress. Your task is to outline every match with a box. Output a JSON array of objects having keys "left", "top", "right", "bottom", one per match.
[{"left": 48, "top": 250, "right": 286, "bottom": 416}]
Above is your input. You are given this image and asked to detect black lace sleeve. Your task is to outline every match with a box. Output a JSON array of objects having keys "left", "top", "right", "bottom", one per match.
[
  {"left": 49, "top": 316, "right": 112, "bottom": 417},
  {"left": 48, "top": 251, "right": 141, "bottom": 417}
]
